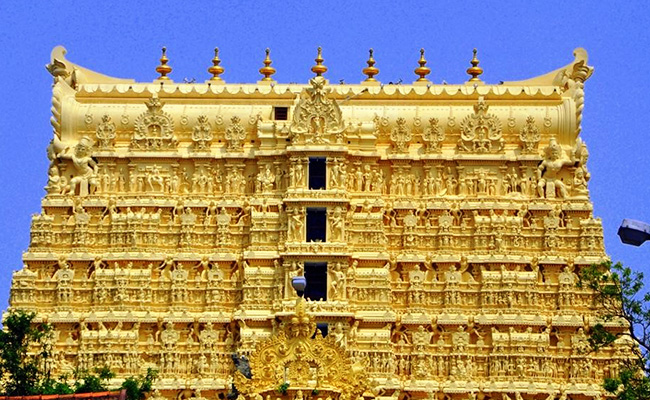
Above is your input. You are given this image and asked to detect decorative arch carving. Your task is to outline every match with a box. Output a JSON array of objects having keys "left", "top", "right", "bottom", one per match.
[{"left": 234, "top": 298, "right": 368, "bottom": 400}]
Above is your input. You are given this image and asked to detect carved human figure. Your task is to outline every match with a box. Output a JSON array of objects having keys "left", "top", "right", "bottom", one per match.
[
  {"left": 288, "top": 208, "right": 304, "bottom": 241},
  {"left": 332, "top": 322, "right": 346, "bottom": 348},
  {"left": 329, "top": 206, "right": 344, "bottom": 241},
  {"left": 348, "top": 320, "right": 359, "bottom": 344},
  {"left": 45, "top": 164, "right": 64, "bottom": 194},
  {"left": 295, "top": 163, "right": 304, "bottom": 187},
  {"left": 537, "top": 138, "right": 574, "bottom": 198},
  {"left": 329, "top": 262, "right": 346, "bottom": 300},
  {"left": 65, "top": 137, "right": 99, "bottom": 196},
  {"left": 572, "top": 138, "right": 591, "bottom": 197}
]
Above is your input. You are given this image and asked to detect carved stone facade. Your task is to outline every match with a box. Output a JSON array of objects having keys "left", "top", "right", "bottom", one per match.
[{"left": 8, "top": 46, "right": 625, "bottom": 400}]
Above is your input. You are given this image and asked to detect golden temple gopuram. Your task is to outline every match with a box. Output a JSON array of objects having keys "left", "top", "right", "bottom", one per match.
[{"left": 7, "top": 46, "right": 627, "bottom": 400}]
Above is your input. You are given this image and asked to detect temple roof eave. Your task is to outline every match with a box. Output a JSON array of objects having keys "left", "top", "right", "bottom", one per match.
[
  {"left": 48, "top": 45, "right": 594, "bottom": 102},
  {"left": 74, "top": 82, "right": 564, "bottom": 101}
]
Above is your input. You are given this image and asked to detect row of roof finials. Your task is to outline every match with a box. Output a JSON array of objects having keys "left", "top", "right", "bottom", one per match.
[{"left": 154, "top": 46, "right": 484, "bottom": 83}]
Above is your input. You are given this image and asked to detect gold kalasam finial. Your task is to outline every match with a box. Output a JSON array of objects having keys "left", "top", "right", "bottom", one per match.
[
  {"left": 259, "top": 48, "right": 276, "bottom": 81},
  {"left": 311, "top": 46, "right": 327, "bottom": 77},
  {"left": 467, "top": 48, "right": 483, "bottom": 82},
  {"left": 156, "top": 47, "right": 172, "bottom": 81},
  {"left": 362, "top": 48, "right": 379, "bottom": 82},
  {"left": 208, "top": 47, "right": 225, "bottom": 81},
  {"left": 414, "top": 48, "right": 431, "bottom": 82}
]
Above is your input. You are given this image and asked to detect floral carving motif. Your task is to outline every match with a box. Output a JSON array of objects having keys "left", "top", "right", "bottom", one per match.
[
  {"left": 422, "top": 117, "right": 444, "bottom": 153},
  {"left": 234, "top": 298, "right": 368, "bottom": 400},
  {"left": 95, "top": 114, "right": 116, "bottom": 150},
  {"left": 390, "top": 117, "right": 412, "bottom": 153},
  {"left": 191, "top": 115, "right": 213, "bottom": 151},
  {"left": 519, "top": 116, "right": 541, "bottom": 154},
  {"left": 224, "top": 116, "right": 246, "bottom": 152},
  {"left": 131, "top": 97, "right": 177, "bottom": 150},
  {"left": 290, "top": 76, "right": 344, "bottom": 144},
  {"left": 458, "top": 100, "right": 503, "bottom": 153}
]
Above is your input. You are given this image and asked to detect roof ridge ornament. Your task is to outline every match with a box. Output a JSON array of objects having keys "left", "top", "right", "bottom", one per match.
[
  {"left": 258, "top": 48, "right": 276, "bottom": 82},
  {"left": 414, "top": 48, "right": 431, "bottom": 83},
  {"left": 362, "top": 48, "right": 379, "bottom": 83},
  {"left": 207, "top": 47, "right": 224, "bottom": 82},
  {"left": 311, "top": 46, "right": 327, "bottom": 77},
  {"left": 155, "top": 47, "right": 172, "bottom": 81},
  {"left": 289, "top": 76, "right": 344, "bottom": 145},
  {"left": 466, "top": 48, "right": 483, "bottom": 83}
]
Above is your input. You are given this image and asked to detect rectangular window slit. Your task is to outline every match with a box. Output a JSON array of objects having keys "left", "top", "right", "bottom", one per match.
[{"left": 274, "top": 107, "right": 289, "bottom": 121}]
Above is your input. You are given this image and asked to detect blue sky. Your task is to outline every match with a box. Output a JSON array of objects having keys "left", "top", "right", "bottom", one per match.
[{"left": 0, "top": 1, "right": 648, "bottom": 309}]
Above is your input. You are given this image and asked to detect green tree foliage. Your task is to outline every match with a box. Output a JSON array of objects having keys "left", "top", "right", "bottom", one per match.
[
  {"left": 74, "top": 366, "right": 115, "bottom": 394},
  {"left": 120, "top": 368, "right": 158, "bottom": 400},
  {"left": 0, "top": 309, "right": 51, "bottom": 396},
  {"left": 579, "top": 261, "right": 650, "bottom": 399}
]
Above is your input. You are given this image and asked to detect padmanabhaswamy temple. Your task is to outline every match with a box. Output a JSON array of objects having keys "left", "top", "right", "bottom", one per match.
[{"left": 7, "top": 45, "right": 629, "bottom": 400}]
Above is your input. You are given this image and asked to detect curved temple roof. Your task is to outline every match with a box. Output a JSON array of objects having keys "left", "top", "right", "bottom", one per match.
[{"left": 46, "top": 46, "right": 593, "bottom": 99}]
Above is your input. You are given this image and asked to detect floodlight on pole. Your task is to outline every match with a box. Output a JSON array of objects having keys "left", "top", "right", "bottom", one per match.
[
  {"left": 618, "top": 218, "right": 650, "bottom": 246},
  {"left": 291, "top": 276, "right": 306, "bottom": 297}
]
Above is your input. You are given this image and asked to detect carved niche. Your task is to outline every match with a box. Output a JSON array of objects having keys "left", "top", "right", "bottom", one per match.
[
  {"left": 95, "top": 114, "right": 116, "bottom": 150},
  {"left": 390, "top": 117, "right": 412, "bottom": 153},
  {"left": 131, "top": 97, "right": 177, "bottom": 151},
  {"left": 289, "top": 76, "right": 344, "bottom": 144},
  {"left": 224, "top": 116, "right": 246, "bottom": 152},
  {"left": 234, "top": 297, "right": 368, "bottom": 400},
  {"left": 191, "top": 115, "right": 213, "bottom": 151},
  {"left": 519, "top": 115, "right": 541, "bottom": 154},
  {"left": 458, "top": 100, "right": 504, "bottom": 153},
  {"left": 422, "top": 117, "right": 444, "bottom": 153}
]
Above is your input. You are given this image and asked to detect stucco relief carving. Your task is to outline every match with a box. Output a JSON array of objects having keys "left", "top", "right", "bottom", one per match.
[
  {"left": 234, "top": 298, "right": 368, "bottom": 400},
  {"left": 15, "top": 47, "right": 614, "bottom": 400},
  {"left": 224, "top": 116, "right": 246, "bottom": 151},
  {"left": 131, "top": 97, "right": 177, "bottom": 150},
  {"left": 95, "top": 114, "right": 116, "bottom": 150},
  {"left": 422, "top": 117, "right": 444, "bottom": 153},
  {"left": 458, "top": 100, "right": 504, "bottom": 153},
  {"left": 390, "top": 117, "right": 412, "bottom": 153},
  {"left": 290, "top": 76, "right": 344, "bottom": 144},
  {"left": 519, "top": 115, "right": 541, "bottom": 154},
  {"left": 191, "top": 115, "right": 213, "bottom": 151}
]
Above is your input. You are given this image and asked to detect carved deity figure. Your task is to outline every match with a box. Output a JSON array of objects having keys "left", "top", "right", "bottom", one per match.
[
  {"left": 332, "top": 322, "right": 346, "bottom": 348},
  {"left": 537, "top": 138, "right": 575, "bottom": 198},
  {"left": 289, "top": 76, "right": 343, "bottom": 144},
  {"left": 64, "top": 136, "right": 99, "bottom": 196},
  {"left": 572, "top": 138, "right": 591, "bottom": 197},
  {"left": 422, "top": 117, "right": 445, "bottom": 153},
  {"left": 329, "top": 262, "right": 346, "bottom": 300},
  {"left": 390, "top": 117, "right": 412, "bottom": 153},
  {"left": 95, "top": 114, "right": 116, "bottom": 150},
  {"left": 257, "top": 164, "right": 275, "bottom": 192},
  {"left": 288, "top": 208, "right": 304, "bottom": 242},
  {"left": 329, "top": 206, "right": 344, "bottom": 241},
  {"left": 458, "top": 100, "right": 504, "bottom": 153},
  {"left": 519, "top": 115, "right": 541, "bottom": 153},
  {"left": 192, "top": 115, "right": 213, "bottom": 151},
  {"left": 225, "top": 116, "right": 246, "bottom": 151}
]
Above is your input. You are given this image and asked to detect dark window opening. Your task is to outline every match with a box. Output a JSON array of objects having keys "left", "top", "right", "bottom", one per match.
[
  {"left": 274, "top": 107, "right": 289, "bottom": 121},
  {"left": 309, "top": 157, "right": 326, "bottom": 190},
  {"left": 306, "top": 208, "right": 327, "bottom": 242},
  {"left": 315, "top": 322, "right": 329, "bottom": 337},
  {"left": 304, "top": 262, "right": 327, "bottom": 301}
]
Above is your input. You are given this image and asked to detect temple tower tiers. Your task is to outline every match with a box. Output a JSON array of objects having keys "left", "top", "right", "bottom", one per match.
[{"left": 9, "top": 46, "right": 626, "bottom": 400}]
